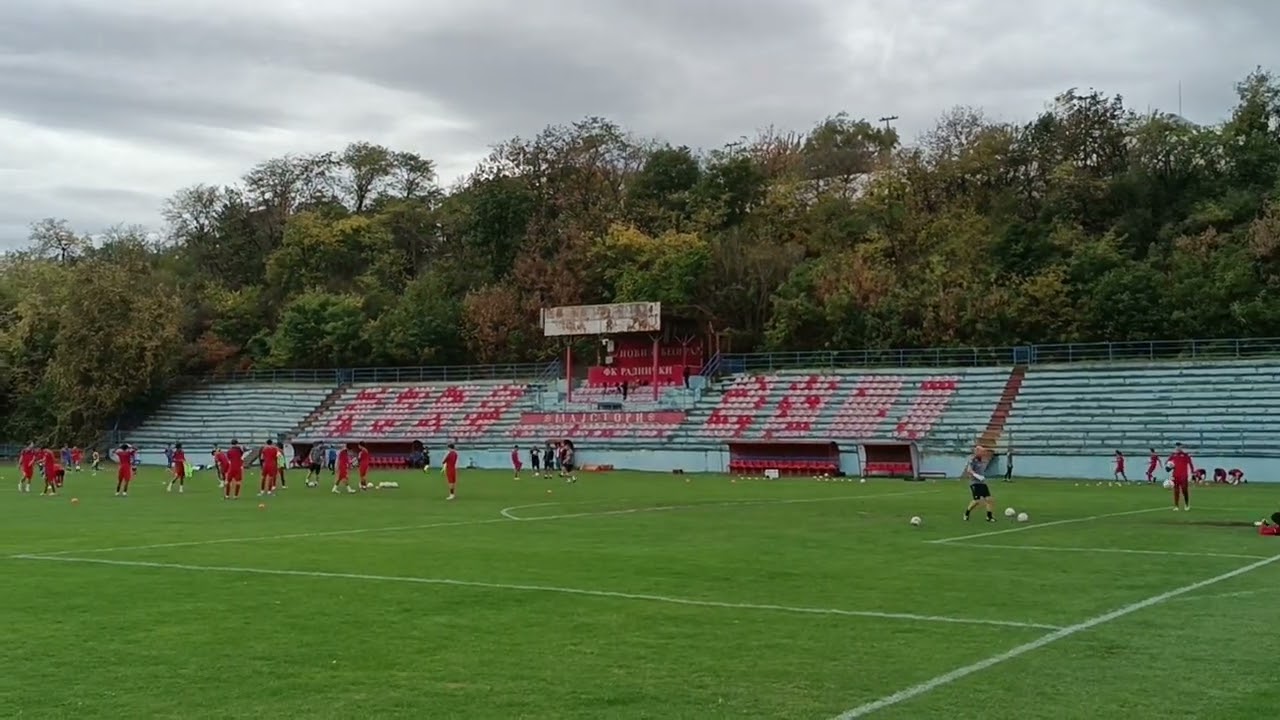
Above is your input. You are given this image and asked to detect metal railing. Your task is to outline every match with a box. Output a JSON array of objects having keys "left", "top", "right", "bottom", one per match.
[
  {"left": 202, "top": 362, "right": 557, "bottom": 385},
  {"left": 720, "top": 337, "right": 1280, "bottom": 372}
]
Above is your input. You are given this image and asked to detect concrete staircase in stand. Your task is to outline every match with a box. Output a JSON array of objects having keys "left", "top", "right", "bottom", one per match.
[{"left": 979, "top": 365, "right": 1027, "bottom": 449}]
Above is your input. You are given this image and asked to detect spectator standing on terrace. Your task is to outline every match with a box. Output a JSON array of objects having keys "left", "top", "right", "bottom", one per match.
[
  {"left": 1146, "top": 448, "right": 1160, "bottom": 484},
  {"left": 1113, "top": 451, "right": 1128, "bottom": 482},
  {"left": 682, "top": 366, "right": 690, "bottom": 388}
]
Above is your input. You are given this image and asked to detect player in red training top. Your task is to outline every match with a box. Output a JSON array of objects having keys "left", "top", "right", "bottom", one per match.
[
  {"left": 70, "top": 446, "right": 83, "bottom": 471},
  {"left": 40, "top": 447, "right": 59, "bottom": 495},
  {"left": 357, "top": 443, "right": 371, "bottom": 490},
  {"left": 1145, "top": 448, "right": 1159, "bottom": 484},
  {"left": 441, "top": 443, "right": 459, "bottom": 500},
  {"left": 332, "top": 444, "right": 355, "bottom": 494},
  {"left": 114, "top": 443, "right": 136, "bottom": 496},
  {"left": 223, "top": 440, "right": 245, "bottom": 500},
  {"left": 511, "top": 445, "right": 523, "bottom": 479},
  {"left": 259, "top": 439, "right": 282, "bottom": 496},
  {"left": 167, "top": 442, "right": 187, "bottom": 494},
  {"left": 1167, "top": 444, "right": 1195, "bottom": 511},
  {"left": 211, "top": 446, "right": 228, "bottom": 485},
  {"left": 1113, "top": 450, "right": 1128, "bottom": 482},
  {"left": 18, "top": 442, "right": 36, "bottom": 493}
]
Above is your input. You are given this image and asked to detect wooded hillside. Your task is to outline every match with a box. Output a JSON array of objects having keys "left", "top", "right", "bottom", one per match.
[{"left": 3, "top": 69, "right": 1279, "bottom": 441}]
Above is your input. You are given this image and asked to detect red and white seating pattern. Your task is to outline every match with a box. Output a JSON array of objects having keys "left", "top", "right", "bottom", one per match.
[
  {"left": 699, "top": 375, "right": 774, "bottom": 438},
  {"left": 892, "top": 377, "right": 958, "bottom": 440},
  {"left": 315, "top": 384, "right": 527, "bottom": 440},
  {"left": 827, "top": 376, "right": 904, "bottom": 438},
  {"left": 758, "top": 375, "right": 838, "bottom": 439}
]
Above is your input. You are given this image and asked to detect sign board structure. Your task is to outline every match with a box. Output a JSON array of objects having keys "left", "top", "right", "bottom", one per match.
[
  {"left": 541, "top": 302, "right": 662, "bottom": 337},
  {"left": 541, "top": 302, "right": 665, "bottom": 403}
]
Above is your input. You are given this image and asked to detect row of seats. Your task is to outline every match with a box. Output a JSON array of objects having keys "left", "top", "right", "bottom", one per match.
[
  {"left": 728, "top": 459, "right": 839, "bottom": 475},
  {"left": 308, "top": 384, "right": 527, "bottom": 440}
]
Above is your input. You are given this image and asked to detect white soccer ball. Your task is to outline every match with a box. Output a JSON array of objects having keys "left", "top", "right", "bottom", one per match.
[
  {"left": 909, "top": 516, "right": 922, "bottom": 526},
  {"left": 1004, "top": 507, "right": 1016, "bottom": 518},
  {"left": 859, "top": 477, "right": 866, "bottom": 484},
  {"left": 1016, "top": 512, "right": 1029, "bottom": 523},
  {"left": 1162, "top": 479, "right": 1174, "bottom": 489}
]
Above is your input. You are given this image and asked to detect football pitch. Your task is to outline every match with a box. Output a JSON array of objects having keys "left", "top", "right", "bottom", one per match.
[{"left": 1, "top": 469, "right": 1277, "bottom": 719}]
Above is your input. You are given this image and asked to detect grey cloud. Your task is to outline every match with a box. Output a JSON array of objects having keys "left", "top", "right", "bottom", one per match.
[{"left": 0, "top": 0, "right": 1278, "bottom": 248}]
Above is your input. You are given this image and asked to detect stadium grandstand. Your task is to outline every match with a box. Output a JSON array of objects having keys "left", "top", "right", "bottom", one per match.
[{"left": 107, "top": 322, "right": 1280, "bottom": 483}]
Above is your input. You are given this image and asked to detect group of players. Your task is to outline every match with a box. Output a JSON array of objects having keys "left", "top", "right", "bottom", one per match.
[
  {"left": 17, "top": 438, "right": 467, "bottom": 502},
  {"left": 1112, "top": 449, "right": 1246, "bottom": 488},
  {"left": 511, "top": 440, "right": 577, "bottom": 482},
  {"left": 964, "top": 442, "right": 1212, "bottom": 520}
]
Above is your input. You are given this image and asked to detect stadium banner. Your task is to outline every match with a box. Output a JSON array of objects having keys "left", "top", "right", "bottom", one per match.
[
  {"left": 519, "top": 411, "right": 686, "bottom": 426},
  {"left": 541, "top": 302, "right": 662, "bottom": 337},
  {"left": 611, "top": 338, "right": 703, "bottom": 369},
  {"left": 586, "top": 364, "right": 682, "bottom": 386}
]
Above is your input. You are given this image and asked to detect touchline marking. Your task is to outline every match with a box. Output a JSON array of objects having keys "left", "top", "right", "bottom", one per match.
[
  {"left": 17, "top": 489, "right": 934, "bottom": 558},
  {"left": 929, "top": 507, "right": 1167, "bottom": 544},
  {"left": 11, "top": 554, "right": 1062, "bottom": 631},
  {"left": 831, "top": 552, "right": 1280, "bottom": 719},
  {"left": 940, "top": 542, "right": 1270, "bottom": 561}
]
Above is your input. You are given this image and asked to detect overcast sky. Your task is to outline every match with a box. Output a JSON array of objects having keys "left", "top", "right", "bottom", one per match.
[{"left": 0, "top": 0, "right": 1275, "bottom": 248}]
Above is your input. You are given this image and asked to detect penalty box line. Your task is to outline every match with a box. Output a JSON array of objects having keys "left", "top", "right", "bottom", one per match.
[
  {"left": 13, "top": 489, "right": 938, "bottom": 558},
  {"left": 10, "top": 553, "right": 1064, "bottom": 632},
  {"left": 832, "top": 551, "right": 1280, "bottom": 718}
]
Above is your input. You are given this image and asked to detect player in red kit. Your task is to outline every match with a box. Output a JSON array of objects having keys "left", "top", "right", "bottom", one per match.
[
  {"left": 71, "top": 446, "right": 82, "bottom": 471},
  {"left": 223, "top": 440, "right": 245, "bottom": 500},
  {"left": 1145, "top": 448, "right": 1159, "bottom": 484},
  {"left": 511, "top": 445, "right": 523, "bottom": 479},
  {"left": 18, "top": 442, "right": 36, "bottom": 493},
  {"left": 1113, "top": 450, "right": 1128, "bottom": 482},
  {"left": 212, "top": 446, "right": 228, "bottom": 486},
  {"left": 357, "top": 443, "right": 371, "bottom": 490},
  {"left": 114, "top": 444, "right": 136, "bottom": 496},
  {"left": 1168, "top": 444, "right": 1195, "bottom": 511},
  {"left": 333, "top": 445, "right": 356, "bottom": 494},
  {"left": 167, "top": 442, "right": 187, "bottom": 493},
  {"left": 441, "top": 443, "right": 459, "bottom": 500},
  {"left": 40, "top": 447, "right": 59, "bottom": 495},
  {"left": 259, "top": 439, "right": 282, "bottom": 496}
]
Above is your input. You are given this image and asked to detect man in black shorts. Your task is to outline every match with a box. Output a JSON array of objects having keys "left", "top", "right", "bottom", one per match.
[
  {"left": 307, "top": 442, "right": 325, "bottom": 486},
  {"left": 530, "top": 446, "right": 541, "bottom": 477},
  {"left": 964, "top": 446, "right": 996, "bottom": 523},
  {"left": 560, "top": 440, "right": 577, "bottom": 484}
]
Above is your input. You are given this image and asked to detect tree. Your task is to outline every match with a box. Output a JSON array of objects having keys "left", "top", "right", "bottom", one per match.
[
  {"left": 267, "top": 291, "right": 368, "bottom": 368},
  {"left": 29, "top": 218, "right": 89, "bottom": 263}
]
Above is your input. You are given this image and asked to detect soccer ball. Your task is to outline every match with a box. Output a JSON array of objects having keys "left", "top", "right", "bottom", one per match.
[
  {"left": 1165, "top": 460, "right": 1174, "bottom": 471},
  {"left": 1004, "top": 507, "right": 1016, "bottom": 518},
  {"left": 1016, "top": 512, "right": 1029, "bottom": 523},
  {"left": 1162, "top": 479, "right": 1174, "bottom": 489},
  {"left": 305, "top": 480, "right": 319, "bottom": 488},
  {"left": 909, "top": 516, "right": 922, "bottom": 526}
]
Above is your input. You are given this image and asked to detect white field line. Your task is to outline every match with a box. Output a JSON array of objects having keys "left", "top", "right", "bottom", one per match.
[
  {"left": 832, "top": 552, "right": 1280, "bottom": 718},
  {"left": 16, "top": 489, "right": 935, "bottom": 558},
  {"left": 499, "top": 491, "right": 934, "bottom": 521},
  {"left": 1170, "top": 588, "right": 1271, "bottom": 603},
  {"left": 10, "top": 554, "right": 1063, "bottom": 631},
  {"left": 939, "top": 542, "right": 1270, "bottom": 561},
  {"left": 929, "top": 507, "right": 1168, "bottom": 544}
]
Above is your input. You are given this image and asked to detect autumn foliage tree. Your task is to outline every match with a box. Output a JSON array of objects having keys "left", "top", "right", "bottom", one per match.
[{"left": 4, "top": 69, "right": 1280, "bottom": 441}]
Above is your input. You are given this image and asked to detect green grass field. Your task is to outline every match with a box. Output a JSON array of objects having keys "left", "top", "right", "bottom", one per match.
[{"left": 1, "top": 467, "right": 1277, "bottom": 719}]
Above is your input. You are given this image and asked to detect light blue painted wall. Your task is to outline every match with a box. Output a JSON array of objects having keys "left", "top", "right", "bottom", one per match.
[{"left": 132, "top": 445, "right": 1277, "bottom": 484}]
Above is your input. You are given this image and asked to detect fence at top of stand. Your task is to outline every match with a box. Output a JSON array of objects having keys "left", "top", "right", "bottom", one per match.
[
  {"left": 199, "top": 361, "right": 562, "bottom": 385},
  {"left": 718, "top": 338, "right": 1280, "bottom": 373}
]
